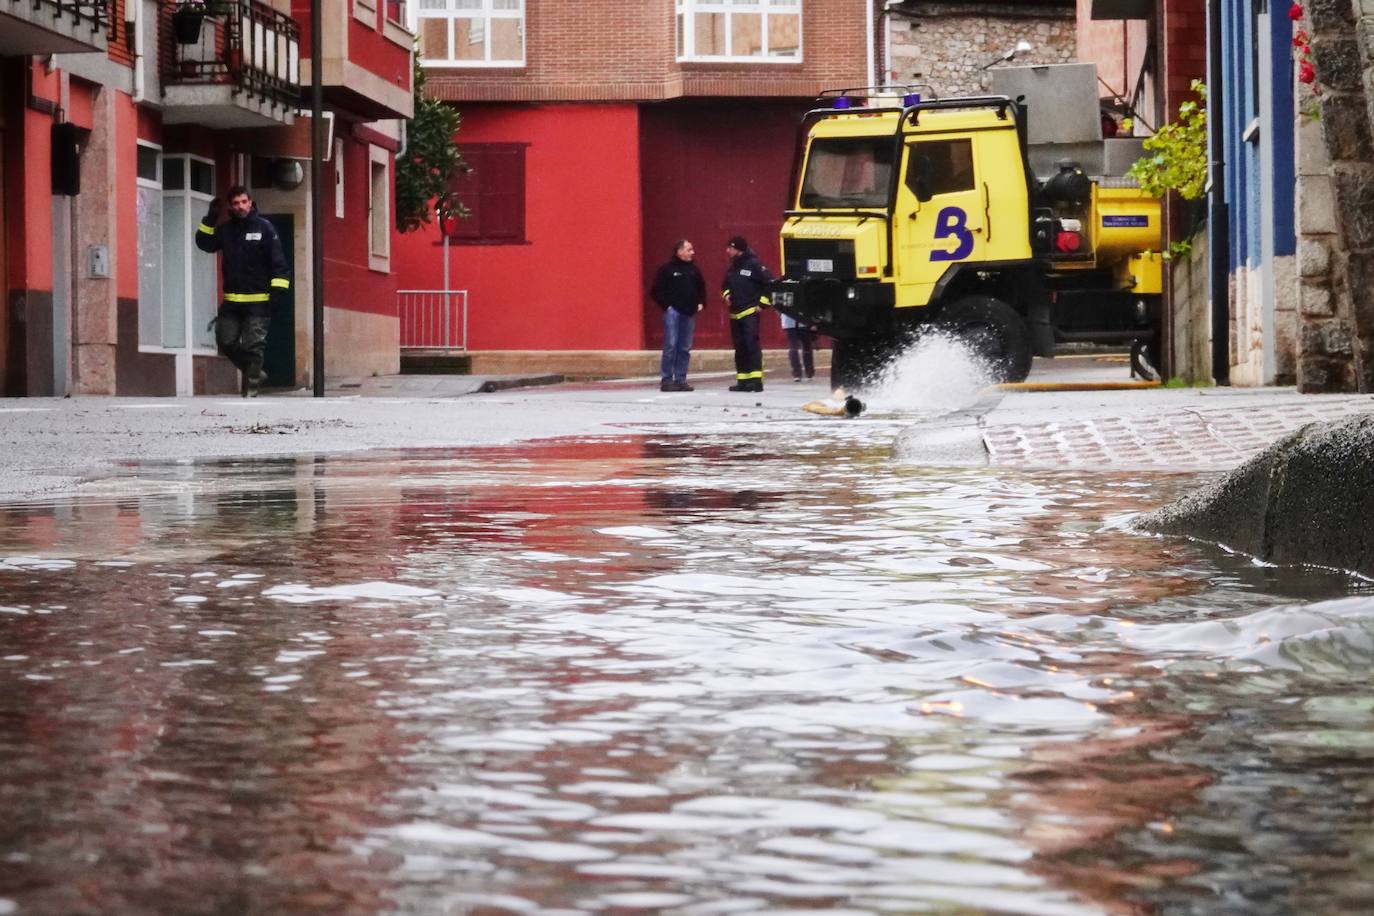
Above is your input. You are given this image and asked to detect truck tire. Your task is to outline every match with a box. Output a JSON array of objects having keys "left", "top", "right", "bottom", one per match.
[
  {"left": 1130, "top": 338, "right": 1160, "bottom": 381},
  {"left": 937, "top": 295, "right": 1033, "bottom": 383},
  {"left": 830, "top": 334, "right": 900, "bottom": 392}
]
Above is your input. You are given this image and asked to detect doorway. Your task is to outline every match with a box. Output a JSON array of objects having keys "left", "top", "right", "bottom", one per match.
[
  {"left": 0, "top": 120, "right": 7, "bottom": 394},
  {"left": 262, "top": 214, "right": 295, "bottom": 388}
]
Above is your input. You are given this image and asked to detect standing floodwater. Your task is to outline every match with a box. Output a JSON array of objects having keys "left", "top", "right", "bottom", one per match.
[{"left": 1, "top": 428, "right": 1372, "bottom": 915}]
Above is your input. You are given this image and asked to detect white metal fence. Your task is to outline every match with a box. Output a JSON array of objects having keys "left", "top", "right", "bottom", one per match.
[{"left": 398, "top": 289, "right": 469, "bottom": 350}]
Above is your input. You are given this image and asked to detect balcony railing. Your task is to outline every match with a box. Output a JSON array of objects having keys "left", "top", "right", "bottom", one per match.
[
  {"left": 31, "top": 0, "right": 110, "bottom": 31},
  {"left": 162, "top": 0, "right": 300, "bottom": 111},
  {"left": 1, "top": 0, "right": 111, "bottom": 54}
]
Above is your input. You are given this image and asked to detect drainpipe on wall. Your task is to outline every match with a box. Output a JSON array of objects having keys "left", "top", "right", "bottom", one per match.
[
  {"left": 866, "top": 0, "right": 876, "bottom": 87},
  {"left": 311, "top": 0, "right": 325, "bottom": 397},
  {"left": 882, "top": 2, "right": 892, "bottom": 87},
  {"left": 130, "top": 0, "right": 144, "bottom": 103},
  {"left": 1208, "top": 0, "right": 1230, "bottom": 386}
]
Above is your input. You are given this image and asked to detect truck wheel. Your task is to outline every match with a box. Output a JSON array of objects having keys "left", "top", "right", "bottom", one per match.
[
  {"left": 937, "top": 295, "right": 1033, "bottom": 383},
  {"left": 830, "top": 335, "right": 899, "bottom": 392},
  {"left": 1130, "top": 338, "right": 1160, "bottom": 381}
]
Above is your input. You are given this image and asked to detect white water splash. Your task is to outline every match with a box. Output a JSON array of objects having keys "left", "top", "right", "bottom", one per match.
[
  {"left": 262, "top": 582, "right": 441, "bottom": 603},
  {"left": 865, "top": 332, "right": 994, "bottom": 413}
]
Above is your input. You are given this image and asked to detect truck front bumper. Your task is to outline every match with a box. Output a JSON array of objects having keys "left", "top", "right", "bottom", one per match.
[{"left": 771, "top": 277, "right": 896, "bottom": 338}]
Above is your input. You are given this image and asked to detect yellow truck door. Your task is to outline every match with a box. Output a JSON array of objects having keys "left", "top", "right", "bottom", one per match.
[{"left": 894, "top": 137, "right": 985, "bottom": 309}]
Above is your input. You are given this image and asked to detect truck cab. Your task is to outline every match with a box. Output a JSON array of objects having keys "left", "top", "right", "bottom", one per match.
[{"left": 773, "top": 73, "right": 1162, "bottom": 387}]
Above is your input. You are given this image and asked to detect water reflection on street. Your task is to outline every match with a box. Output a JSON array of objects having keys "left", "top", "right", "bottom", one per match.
[{"left": 2, "top": 427, "right": 1373, "bottom": 915}]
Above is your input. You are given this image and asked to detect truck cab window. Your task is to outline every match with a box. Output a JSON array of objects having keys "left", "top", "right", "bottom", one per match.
[
  {"left": 799, "top": 139, "right": 895, "bottom": 209},
  {"left": 905, "top": 139, "right": 975, "bottom": 198}
]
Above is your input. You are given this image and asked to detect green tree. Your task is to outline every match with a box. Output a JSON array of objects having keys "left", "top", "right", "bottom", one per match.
[
  {"left": 395, "top": 53, "right": 469, "bottom": 232},
  {"left": 1128, "top": 80, "right": 1207, "bottom": 201}
]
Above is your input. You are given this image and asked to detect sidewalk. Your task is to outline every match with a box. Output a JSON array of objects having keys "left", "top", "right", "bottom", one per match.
[
  {"left": 318, "top": 373, "right": 564, "bottom": 397},
  {"left": 3, "top": 353, "right": 1372, "bottom": 501},
  {"left": 897, "top": 355, "right": 1374, "bottom": 471}
]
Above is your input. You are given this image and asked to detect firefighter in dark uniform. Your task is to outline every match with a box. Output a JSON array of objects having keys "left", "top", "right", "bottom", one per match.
[
  {"left": 721, "top": 235, "right": 774, "bottom": 392},
  {"left": 196, "top": 185, "right": 290, "bottom": 397}
]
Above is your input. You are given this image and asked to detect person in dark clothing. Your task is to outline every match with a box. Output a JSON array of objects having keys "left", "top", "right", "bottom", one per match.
[
  {"left": 195, "top": 185, "right": 290, "bottom": 397},
  {"left": 649, "top": 239, "right": 706, "bottom": 392},
  {"left": 721, "top": 235, "right": 774, "bottom": 392},
  {"left": 781, "top": 312, "right": 815, "bottom": 381}
]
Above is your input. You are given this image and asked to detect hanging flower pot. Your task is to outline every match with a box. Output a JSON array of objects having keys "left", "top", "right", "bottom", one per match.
[{"left": 172, "top": 6, "right": 205, "bottom": 44}]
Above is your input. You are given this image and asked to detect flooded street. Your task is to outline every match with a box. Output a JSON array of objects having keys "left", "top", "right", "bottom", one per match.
[{"left": 2, "top": 420, "right": 1373, "bottom": 915}]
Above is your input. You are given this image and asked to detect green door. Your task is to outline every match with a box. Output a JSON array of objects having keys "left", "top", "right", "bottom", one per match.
[{"left": 262, "top": 214, "right": 295, "bottom": 389}]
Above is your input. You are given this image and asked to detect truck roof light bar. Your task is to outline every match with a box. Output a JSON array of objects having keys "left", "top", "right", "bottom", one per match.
[{"left": 816, "top": 84, "right": 938, "bottom": 105}]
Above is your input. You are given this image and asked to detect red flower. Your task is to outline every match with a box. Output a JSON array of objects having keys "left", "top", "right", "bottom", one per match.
[
  {"left": 1289, "top": 2, "right": 1303, "bottom": 20},
  {"left": 1293, "top": 29, "right": 1308, "bottom": 46},
  {"left": 1299, "top": 60, "right": 1316, "bottom": 83}
]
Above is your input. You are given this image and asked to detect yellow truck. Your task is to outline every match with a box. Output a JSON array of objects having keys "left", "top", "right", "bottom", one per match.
[{"left": 771, "top": 89, "right": 1163, "bottom": 386}]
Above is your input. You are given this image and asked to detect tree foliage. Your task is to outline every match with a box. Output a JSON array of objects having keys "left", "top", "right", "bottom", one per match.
[
  {"left": 395, "top": 53, "right": 469, "bottom": 232},
  {"left": 1128, "top": 80, "right": 1207, "bottom": 201}
]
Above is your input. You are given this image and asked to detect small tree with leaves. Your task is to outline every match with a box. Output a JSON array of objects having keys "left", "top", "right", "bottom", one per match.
[
  {"left": 1128, "top": 80, "right": 1207, "bottom": 201},
  {"left": 395, "top": 52, "right": 469, "bottom": 232}
]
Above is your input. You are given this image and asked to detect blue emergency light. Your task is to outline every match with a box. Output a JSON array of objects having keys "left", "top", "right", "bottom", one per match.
[
  {"left": 903, "top": 93, "right": 922, "bottom": 106},
  {"left": 832, "top": 96, "right": 852, "bottom": 109}
]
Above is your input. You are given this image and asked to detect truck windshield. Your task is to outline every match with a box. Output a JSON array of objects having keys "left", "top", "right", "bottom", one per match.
[{"left": 798, "top": 138, "right": 895, "bottom": 209}]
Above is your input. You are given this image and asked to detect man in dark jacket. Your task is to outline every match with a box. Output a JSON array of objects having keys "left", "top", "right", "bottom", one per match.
[
  {"left": 649, "top": 239, "right": 706, "bottom": 392},
  {"left": 195, "top": 185, "right": 290, "bottom": 397},
  {"left": 721, "top": 235, "right": 774, "bottom": 392}
]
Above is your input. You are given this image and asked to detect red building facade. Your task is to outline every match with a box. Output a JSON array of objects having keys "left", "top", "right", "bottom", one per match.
[
  {"left": 1, "top": 0, "right": 413, "bottom": 397},
  {"left": 392, "top": 0, "right": 870, "bottom": 353}
]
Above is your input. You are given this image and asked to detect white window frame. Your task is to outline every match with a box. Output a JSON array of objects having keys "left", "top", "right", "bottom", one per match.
[
  {"left": 413, "top": 0, "right": 525, "bottom": 68},
  {"left": 354, "top": 0, "right": 378, "bottom": 29},
  {"left": 135, "top": 140, "right": 164, "bottom": 355},
  {"left": 334, "top": 138, "right": 345, "bottom": 219},
  {"left": 368, "top": 144, "right": 391, "bottom": 271},
  {"left": 171, "top": 154, "right": 220, "bottom": 359},
  {"left": 137, "top": 151, "right": 220, "bottom": 394},
  {"left": 676, "top": 0, "right": 803, "bottom": 63}
]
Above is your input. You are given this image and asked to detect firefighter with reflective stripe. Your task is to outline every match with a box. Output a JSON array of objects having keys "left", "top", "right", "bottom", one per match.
[
  {"left": 721, "top": 235, "right": 774, "bottom": 392},
  {"left": 195, "top": 185, "right": 290, "bottom": 397}
]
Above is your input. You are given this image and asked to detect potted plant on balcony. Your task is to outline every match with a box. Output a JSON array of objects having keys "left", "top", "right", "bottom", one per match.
[{"left": 172, "top": 0, "right": 207, "bottom": 44}]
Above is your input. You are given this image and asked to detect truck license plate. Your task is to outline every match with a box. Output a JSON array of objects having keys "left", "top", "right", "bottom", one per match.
[{"left": 806, "top": 259, "right": 834, "bottom": 273}]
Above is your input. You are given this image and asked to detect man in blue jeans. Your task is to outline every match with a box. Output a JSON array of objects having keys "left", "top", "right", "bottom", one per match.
[{"left": 649, "top": 239, "right": 705, "bottom": 392}]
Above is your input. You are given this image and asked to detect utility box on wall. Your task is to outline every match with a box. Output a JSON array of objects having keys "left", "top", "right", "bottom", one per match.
[{"left": 88, "top": 245, "right": 111, "bottom": 278}]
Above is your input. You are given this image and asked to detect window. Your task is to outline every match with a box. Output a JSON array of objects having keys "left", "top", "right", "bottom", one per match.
[
  {"left": 905, "top": 139, "right": 975, "bottom": 199},
  {"left": 443, "top": 144, "right": 526, "bottom": 244},
  {"left": 799, "top": 138, "right": 894, "bottom": 209},
  {"left": 676, "top": 0, "right": 801, "bottom": 62},
  {"left": 136, "top": 143, "right": 164, "bottom": 350},
  {"left": 334, "top": 139, "right": 345, "bottom": 219},
  {"left": 368, "top": 145, "right": 391, "bottom": 268},
  {"left": 416, "top": 0, "right": 523, "bottom": 66},
  {"left": 139, "top": 151, "right": 217, "bottom": 355}
]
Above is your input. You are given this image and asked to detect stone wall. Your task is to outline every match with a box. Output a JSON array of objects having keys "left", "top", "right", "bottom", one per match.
[
  {"left": 886, "top": 1, "right": 1077, "bottom": 97},
  {"left": 1298, "top": 0, "right": 1374, "bottom": 392},
  {"left": 1169, "top": 226, "right": 1211, "bottom": 382}
]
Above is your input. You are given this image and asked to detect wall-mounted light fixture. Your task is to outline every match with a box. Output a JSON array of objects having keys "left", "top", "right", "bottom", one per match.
[{"left": 980, "top": 39, "right": 1033, "bottom": 71}]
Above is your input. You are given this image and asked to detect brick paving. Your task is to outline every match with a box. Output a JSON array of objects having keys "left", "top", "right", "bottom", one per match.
[{"left": 983, "top": 395, "right": 1374, "bottom": 470}]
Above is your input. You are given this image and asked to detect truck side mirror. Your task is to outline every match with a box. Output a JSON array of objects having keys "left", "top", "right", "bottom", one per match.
[{"left": 906, "top": 154, "right": 934, "bottom": 203}]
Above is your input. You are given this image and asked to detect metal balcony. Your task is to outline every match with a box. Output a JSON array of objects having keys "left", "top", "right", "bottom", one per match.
[
  {"left": 0, "top": 0, "right": 111, "bottom": 55},
  {"left": 161, "top": 0, "right": 300, "bottom": 129}
]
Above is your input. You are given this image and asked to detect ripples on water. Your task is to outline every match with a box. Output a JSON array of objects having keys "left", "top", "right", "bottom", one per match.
[{"left": 1, "top": 427, "right": 1372, "bottom": 915}]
